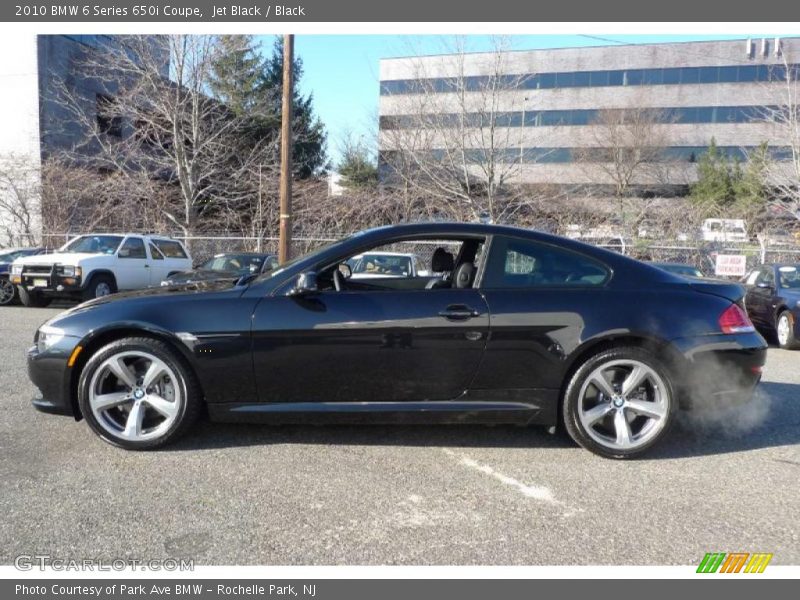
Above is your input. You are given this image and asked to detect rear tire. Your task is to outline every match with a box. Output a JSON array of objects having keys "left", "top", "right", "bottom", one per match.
[
  {"left": 78, "top": 337, "right": 202, "bottom": 450},
  {"left": 563, "top": 346, "right": 677, "bottom": 459},
  {"left": 17, "top": 286, "right": 52, "bottom": 308},
  {"left": 82, "top": 274, "right": 116, "bottom": 301},
  {"left": 776, "top": 311, "right": 800, "bottom": 350}
]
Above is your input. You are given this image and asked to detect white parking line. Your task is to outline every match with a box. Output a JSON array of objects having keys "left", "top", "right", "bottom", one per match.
[{"left": 442, "top": 449, "right": 581, "bottom": 516}]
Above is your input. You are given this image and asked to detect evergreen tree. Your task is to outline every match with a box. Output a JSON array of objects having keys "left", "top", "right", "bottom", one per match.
[
  {"left": 208, "top": 35, "right": 265, "bottom": 116},
  {"left": 689, "top": 139, "right": 735, "bottom": 213},
  {"left": 259, "top": 36, "right": 328, "bottom": 178},
  {"left": 338, "top": 137, "right": 378, "bottom": 189}
]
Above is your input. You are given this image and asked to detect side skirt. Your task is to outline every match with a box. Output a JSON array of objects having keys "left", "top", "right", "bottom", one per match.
[{"left": 207, "top": 389, "right": 559, "bottom": 426}]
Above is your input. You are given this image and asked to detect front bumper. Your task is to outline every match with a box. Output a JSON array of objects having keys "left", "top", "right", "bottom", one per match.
[
  {"left": 12, "top": 266, "right": 83, "bottom": 296},
  {"left": 28, "top": 337, "right": 81, "bottom": 418},
  {"left": 672, "top": 331, "right": 767, "bottom": 409}
]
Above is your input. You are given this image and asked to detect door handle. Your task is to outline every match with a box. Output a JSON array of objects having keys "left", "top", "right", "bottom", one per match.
[{"left": 438, "top": 305, "right": 481, "bottom": 320}]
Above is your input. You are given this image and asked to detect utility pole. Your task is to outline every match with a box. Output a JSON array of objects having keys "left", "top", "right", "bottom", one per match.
[{"left": 278, "top": 34, "right": 294, "bottom": 264}]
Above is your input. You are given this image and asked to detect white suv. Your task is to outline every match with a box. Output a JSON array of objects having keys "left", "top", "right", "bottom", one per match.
[{"left": 10, "top": 234, "right": 192, "bottom": 307}]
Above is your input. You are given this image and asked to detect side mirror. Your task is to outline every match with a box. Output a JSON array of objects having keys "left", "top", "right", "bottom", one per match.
[
  {"left": 756, "top": 281, "right": 773, "bottom": 289},
  {"left": 289, "top": 271, "right": 318, "bottom": 296},
  {"left": 338, "top": 263, "right": 352, "bottom": 279}
]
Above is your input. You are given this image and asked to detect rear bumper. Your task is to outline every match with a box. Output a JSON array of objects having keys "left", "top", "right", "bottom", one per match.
[{"left": 671, "top": 331, "right": 767, "bottom": 409}]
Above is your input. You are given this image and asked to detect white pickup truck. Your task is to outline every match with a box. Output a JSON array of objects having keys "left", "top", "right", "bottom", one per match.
[{"left": 10, "top": 233, "right": 192, "bottom": 307}]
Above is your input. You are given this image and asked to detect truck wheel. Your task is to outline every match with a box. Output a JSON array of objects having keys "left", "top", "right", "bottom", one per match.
[
  {"left": 17, "top": 286, "right": 52, "bottom": 308},
  {"left": 82, "top": 274, "right": 116, "bottom": 301}
]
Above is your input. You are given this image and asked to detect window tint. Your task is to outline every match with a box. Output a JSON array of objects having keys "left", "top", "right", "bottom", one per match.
[
  {"left": 483, "top": 237, "right": 609, "bottom": 288},
  {"left": 153, "top": 239, "right": 188, "bottom": 258},
  {"left": 119, "top": 237, "right": 146, "bottom": 259}
]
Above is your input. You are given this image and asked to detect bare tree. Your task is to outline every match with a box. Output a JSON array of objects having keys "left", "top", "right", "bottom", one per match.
[
  {"left": 759, "top": 55, "right": 800, "bottom": 219},
  {"left": 0, "top": 153, "right": 41, "bottom": 246},
  {"left": 573, "top": 106, "right": 675, "bottom": 199},
  {"left": 49, "top": 35, "right": 280, "bottom": 245},
  {"left": 380, "top": 37, "right": 545, "bottom": 223}
]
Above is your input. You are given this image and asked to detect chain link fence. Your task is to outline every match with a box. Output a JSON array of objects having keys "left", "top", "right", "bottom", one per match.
[{"left": 38, "top": 231, "right": 800, "bottom": 277}]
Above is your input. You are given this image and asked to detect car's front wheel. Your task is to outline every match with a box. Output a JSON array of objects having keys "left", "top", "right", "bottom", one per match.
[
  {"left": 563, "top": 347, "right": 677, "bottom": 459},
  {"left": 776, "top": 311, "right": 800, "bottom": 350},
  {"left": 78, "top": 337, "right": 202, "bottom": 450},
  {"left": 82, "top": 274, "right": 116, "bottom": 301},
  {"left": 17, "top": 286, "right": 52, "bottom": 307}
]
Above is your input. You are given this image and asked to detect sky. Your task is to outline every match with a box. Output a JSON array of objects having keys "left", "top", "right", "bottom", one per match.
[{"left": 255, "top": 34, "right": 772, "bottom": 168}]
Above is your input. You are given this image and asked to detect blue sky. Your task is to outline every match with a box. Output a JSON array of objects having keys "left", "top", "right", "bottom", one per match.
[{"left": 256, "top": 34, "right": 766, "bottom": 168}]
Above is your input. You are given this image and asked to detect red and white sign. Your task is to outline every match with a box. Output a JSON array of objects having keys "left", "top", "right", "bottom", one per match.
[{"left": 714, "top": 254, "right": 747, "bottom": 277}]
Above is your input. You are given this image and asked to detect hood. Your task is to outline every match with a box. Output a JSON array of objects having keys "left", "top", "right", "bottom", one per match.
[
  {"left": 73, "top": 278, "right": 240, "bottom": 311},
  {"left": 13, "top": 252, "right": 99, "bottom": 265},
  {"left": 167, "top": 269, "right": 242, "bottom": 283}
]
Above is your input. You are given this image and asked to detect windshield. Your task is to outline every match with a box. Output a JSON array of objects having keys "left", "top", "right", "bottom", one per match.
[
  {"left": 348, "top": 254, "right": 413, "bottom": 276},
  {"left": 251, "top": 235, "right": 358, "bottom": 283},
  {"left": 779, "top": 266, "right": 800, "bottom": 289},
  {"left": 201, "top": 254, "right": 265, "bottom": 274},
  {"left": 61, "top": 235, "right": 124, "bottom": 255}
]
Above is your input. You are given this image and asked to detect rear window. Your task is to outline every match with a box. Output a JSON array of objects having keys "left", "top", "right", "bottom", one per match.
[{"left": 153, "top": 239, "right": 188, "bottom": 259}]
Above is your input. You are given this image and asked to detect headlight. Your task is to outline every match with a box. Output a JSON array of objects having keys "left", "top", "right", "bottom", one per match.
[
  {"left": 58, "top": 265, "right": 81, "bottom": 277},
  {"left": 37, "top": 325, "right": 65, "bottom": 353},
  {"left": 11, "top": 265, "right": 22, "bottom": 275}
]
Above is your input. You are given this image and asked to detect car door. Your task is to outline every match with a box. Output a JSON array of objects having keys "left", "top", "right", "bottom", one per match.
[
  {"left": 152, "top": 239, "right": 192, "bottom": 278},
  {"left": 147, "top": 242, "right": 168, "bottom": 285},
  {"left": 115, "top": 237, "right": 151, "bottom": 290},
  {"left": 472, "top": 235, "right": 611, "bottom": 393},
  {"left": 250, "top": 268, "right": 490, "bottom": 404}
]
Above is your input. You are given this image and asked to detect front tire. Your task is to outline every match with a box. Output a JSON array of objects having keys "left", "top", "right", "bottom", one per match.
[
  {"left": 776, "top": 311, "right": 800, "bottom": 350},
  {"left": 563, "top": 347, "right": 677, "bottom": 459},
  {"left": 17, "top": 286, "right": 52, "bottom": 307},
  {"left": 77, "top": 337, "right": 202, "bottom": 450},
  {"left": 82, "top": 274, "right": 116, "bottom": 301}
]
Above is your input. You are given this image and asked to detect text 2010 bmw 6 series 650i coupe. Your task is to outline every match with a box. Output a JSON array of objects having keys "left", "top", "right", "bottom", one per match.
[{"left": 28, "top": 223, "right": 767, "bottom": 458}]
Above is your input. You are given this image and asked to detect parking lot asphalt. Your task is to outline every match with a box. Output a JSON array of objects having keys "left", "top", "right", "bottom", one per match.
[{"left": 1, "top": 304, "right": 798, "bottom": 566}]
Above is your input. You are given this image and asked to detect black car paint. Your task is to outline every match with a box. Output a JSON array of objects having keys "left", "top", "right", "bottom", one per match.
[
  {"left": 744, "top": 263, "right": 800, "bottom": 341},
  {"left": 27, "top": 223, "right": 767, "bottom": 426}
]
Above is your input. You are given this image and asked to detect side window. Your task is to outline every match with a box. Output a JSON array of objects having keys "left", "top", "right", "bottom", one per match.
[
  {"left": 757, "top": 268, "right": 775, "bottom": 286},
  {"left": 483, "top": 237, "right": 609, "bottom": 289},
  {"left": 745, "top": 270, "right": 760, "bottom": 286},
  {"left": 149, "top": 243, "right": 165, "bottom": 260},
  {"left": 118, "top": 237, "right": 146, "bottom": 259},
  {"left": 153, "top": 239, "right": 188, "bottom": 259}
]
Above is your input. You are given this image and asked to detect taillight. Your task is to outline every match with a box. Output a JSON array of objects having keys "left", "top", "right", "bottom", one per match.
[{"left": 719, "top": 303, "right": 755, "bottom": 334}]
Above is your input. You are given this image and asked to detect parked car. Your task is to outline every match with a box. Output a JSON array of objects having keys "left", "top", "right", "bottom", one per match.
[
  {"left": 161, "top": 252, "right": 278, "bottom": 286},
  {"left": 652, "top": 262, "right": 704, "bottom": 278},
  {"left": 10, "top": 234, "right": 191, "bottom": 307},
  {"left": 345, "top": 251, "right": 427, "bottom": 279},
  {"left": 27, "top": 223, "right": 766, "bottom": 458},
  {"left": 701, "top": 218, "right": 748, "bottom": 243},
  {"left": 743, "top": 264, "right": 800, "bottom": 349},
  {"left": 0, "top": 247, "right": 48, "bottom": 306}
]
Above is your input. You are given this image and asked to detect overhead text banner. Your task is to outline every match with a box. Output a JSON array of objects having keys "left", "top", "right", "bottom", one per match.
[{"left": 2, "top": 0, "right": 800, "bottom": 22}]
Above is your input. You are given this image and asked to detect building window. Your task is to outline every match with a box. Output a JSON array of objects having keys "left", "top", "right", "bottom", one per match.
[{"left": 96, "top": 94, "right": 122, "bottom": 137}]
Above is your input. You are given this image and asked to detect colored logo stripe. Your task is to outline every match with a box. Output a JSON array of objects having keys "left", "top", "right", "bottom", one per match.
[{"left": 697, "top": 552, "right": 773, "bottom": 573}]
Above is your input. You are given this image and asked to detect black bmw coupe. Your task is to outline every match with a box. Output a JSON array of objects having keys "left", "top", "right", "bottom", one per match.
[{"left": 28, "top": 223, "right": 766, "bottom": 458}]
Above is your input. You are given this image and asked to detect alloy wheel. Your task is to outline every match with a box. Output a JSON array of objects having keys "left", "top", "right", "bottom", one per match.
[
  {"left": 88, "top": 351, "right": 182, "bottom": 442},
  {"left": 778, "top": 314, "right": 791, "bottom": 346},
  {"left": 577, "top": 359, "right": 669, "bottom": 452},
  {"left": 0, "top": 278, "right": 15, "bottom": 305}
]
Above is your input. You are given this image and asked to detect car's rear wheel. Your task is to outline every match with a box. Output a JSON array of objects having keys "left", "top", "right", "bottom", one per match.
[
  {"left": 0, "top": 277, "right": 16, "bottom": 305},
  {"left": 776, "top": 311, "right": 800, "bottom": 350},
  {"left": 17, "top": 286, "right": 52, "bottom": 307},
  {"left": 78, "top": 337, "right": 201, "bottom": 450},
  {"left": 563, "top": 347, "right": 677, "bottom": 459}
]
